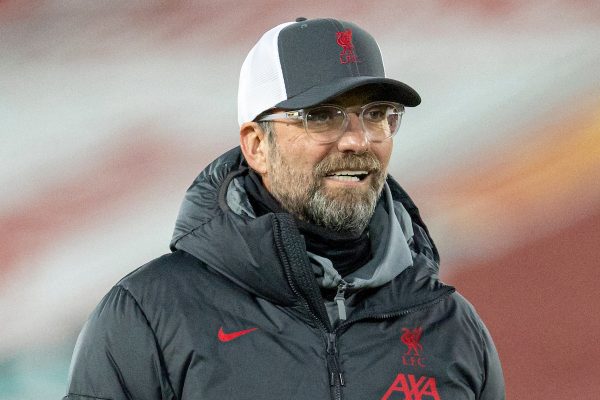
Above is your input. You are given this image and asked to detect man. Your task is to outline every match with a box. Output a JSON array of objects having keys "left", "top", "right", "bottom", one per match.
[{"left": 65, "top": 18, "right": 504, "bottom": 400}]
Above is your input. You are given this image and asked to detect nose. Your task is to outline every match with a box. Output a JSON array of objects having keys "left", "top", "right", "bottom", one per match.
[{"left": 336, "top": 113, "right": 368, "bottom": 153}]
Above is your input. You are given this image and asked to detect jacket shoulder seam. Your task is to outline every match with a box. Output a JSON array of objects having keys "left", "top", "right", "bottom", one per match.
[
  {"left": 452, "top": 292, "right": 489, "bottom": 386},
  {"left": 113, "top": 284, "right": 178, "bottom": 399}
]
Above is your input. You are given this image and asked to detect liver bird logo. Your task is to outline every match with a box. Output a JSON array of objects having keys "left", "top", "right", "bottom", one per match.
[
  {"left": 401, "top": 327, "right": 423, "bottom": 356},
  {"left": 336, "top": 29, "right": 358, "bottom": 64}
]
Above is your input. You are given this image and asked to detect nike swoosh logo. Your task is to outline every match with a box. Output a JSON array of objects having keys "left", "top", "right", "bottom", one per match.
[{"left": 218, "top": 326, "right": 258, "bottom": 342}]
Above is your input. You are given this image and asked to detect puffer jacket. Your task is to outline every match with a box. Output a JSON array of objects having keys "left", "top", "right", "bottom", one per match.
[{"left": 64, "top": 147, "right": 505, "bottom": 400}]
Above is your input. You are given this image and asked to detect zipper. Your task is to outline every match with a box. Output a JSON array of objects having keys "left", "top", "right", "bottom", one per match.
[
  {"left": 327, "top": 332, "right": 344, "bottom": 400},
  {"left": 272, "top": 215, "right": 343, "bottom": 400},
  {"left": 272, "top": 215, "right": 328, "bottom": 331},
  {"left": 334, "top": 281, "right": 351, "bottom": 321}
]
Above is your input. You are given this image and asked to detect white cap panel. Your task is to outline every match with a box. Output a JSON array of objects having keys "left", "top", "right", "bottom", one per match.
[{"left": 237, "top": 22, "right": 294, "bottom": 126}]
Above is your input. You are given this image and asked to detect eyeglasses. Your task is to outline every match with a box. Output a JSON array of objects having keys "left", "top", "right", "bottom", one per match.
[{"left": 257, "top": 101, "right": 405, "bottom": 144}]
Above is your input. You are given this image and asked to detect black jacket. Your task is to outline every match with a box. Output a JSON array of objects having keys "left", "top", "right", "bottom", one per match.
[{"left": 65, "top": 147, "right": 505, "bottom": 400}]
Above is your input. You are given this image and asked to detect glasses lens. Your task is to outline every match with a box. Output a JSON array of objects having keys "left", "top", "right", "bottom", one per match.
[
  {"left": 305, "top": 106, "right": 345, "bottom": 141},
  {"left": 362, "top": 102, "right": 403, "bottom": 141}
]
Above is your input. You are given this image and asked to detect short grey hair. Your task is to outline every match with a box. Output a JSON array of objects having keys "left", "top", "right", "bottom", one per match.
[{"left": 257, "top": 121, "right": 276, "bottom": 146}]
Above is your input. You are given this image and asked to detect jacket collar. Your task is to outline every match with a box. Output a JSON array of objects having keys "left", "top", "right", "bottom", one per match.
[{"left": 170, "top": 147, "right": 448, "bottom": 311}]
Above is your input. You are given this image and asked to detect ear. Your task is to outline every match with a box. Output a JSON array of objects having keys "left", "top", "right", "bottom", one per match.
[{"left": 240, "top": 122, "right": 269, "bottom": 175}]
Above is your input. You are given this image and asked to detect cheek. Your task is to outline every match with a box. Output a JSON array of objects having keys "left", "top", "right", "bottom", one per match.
[
  {"left": 373, "top": 142, "right": 393, "bottom": 169},
  {"left": 282, "top": 144, "right": 330, "bottom": 174}
]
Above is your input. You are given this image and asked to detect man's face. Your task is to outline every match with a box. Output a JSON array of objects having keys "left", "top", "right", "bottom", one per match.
[{"left": 261, "top": 91, "right": 394, "bottom": 233}]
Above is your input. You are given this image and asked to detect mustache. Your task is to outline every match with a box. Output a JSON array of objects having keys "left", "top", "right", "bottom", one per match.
[{"left": 314, "top": 152, "right": 381, "bottom": 176}]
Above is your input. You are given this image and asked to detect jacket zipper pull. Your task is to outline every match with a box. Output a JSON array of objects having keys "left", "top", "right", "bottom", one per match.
[
  {"left": 334, "top": 282, "right": 349, "bottom": 321},
  {"left": 327, "top": 333, "right": 345, "bottom": 387}
]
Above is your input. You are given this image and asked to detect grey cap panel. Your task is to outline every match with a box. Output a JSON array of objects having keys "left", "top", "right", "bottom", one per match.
[
  {"left": 277, "top": 19, "right": 385, "bottom": 98},
  {"left": 275, "top": 18, "right": 420, "bottom": 108}
]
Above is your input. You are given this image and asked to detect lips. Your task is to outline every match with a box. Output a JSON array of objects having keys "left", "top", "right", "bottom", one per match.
[
  {"left": 325, "top": 170, "right": 370, "bottom": 182},
  {"left": 315, "top": 153, "right": 381, "bottom": 184}
]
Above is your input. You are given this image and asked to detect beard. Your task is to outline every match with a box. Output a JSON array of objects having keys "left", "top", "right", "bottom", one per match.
[{"left": 266, "top": 141, "right": 387, "bottom": 233}]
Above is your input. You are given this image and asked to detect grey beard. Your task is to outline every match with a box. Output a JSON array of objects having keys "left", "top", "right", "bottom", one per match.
[
  {"left": 305, "top": 185, "right": 379, "bottom": 233},
  {"left": 267, "top": 142, "right": 385, "bottom": 233}
]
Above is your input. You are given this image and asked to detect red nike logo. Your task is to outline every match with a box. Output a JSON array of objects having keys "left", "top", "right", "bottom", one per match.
[{"left": 218, "top": 326, "right": 258, "bottom": 342}]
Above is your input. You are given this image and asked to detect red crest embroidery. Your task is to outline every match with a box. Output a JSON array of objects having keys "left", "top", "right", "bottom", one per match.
[
  {"left": 336, "top": 29, "right": 358, "bottom": 64},
  {"left": 401, "top": 327, "right": 423, "bottom": 356}
]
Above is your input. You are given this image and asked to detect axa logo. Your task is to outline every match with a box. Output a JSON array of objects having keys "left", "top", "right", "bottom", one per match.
[
  {"left": 381, "top": 373, "right": 441, "bottom": 400},
  {"left": 401, "top": 327, "right": 425, "bottom": 368},
  {"left": 336, "top": 29, "right": 359, "bottom": 64}
]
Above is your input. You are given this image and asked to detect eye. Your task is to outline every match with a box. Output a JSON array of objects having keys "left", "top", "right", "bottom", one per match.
[
  {"left": 306, "top": 107, "right": 342, "bottom": 125},
  {"left": 363, "top": 105, "right": 388, "bottom": 122}
]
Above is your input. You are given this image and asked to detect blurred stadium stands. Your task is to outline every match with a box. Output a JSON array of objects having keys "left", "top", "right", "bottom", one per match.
[{"left": 1, "top": 1, "right": 599, "bottom": 398}]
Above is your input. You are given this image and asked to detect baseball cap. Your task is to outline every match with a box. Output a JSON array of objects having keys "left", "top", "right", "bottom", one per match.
[{"left": 237, "top": 17, "right": 421, "bottom": 126}]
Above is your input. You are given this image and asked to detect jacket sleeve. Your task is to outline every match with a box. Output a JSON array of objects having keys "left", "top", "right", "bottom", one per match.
[
  {"left": 64, "top": 285, "right": 174, "bottom": 400},
  {"left": 477, "top": 319, "right": 506, "bottom": 400}
]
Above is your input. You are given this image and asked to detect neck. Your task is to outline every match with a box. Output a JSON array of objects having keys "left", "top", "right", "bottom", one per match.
[{"left": 244, "top": 171, "right": 372, "bottom": 276}]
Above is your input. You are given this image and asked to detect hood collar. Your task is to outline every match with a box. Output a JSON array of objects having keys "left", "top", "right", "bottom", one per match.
[{"left": 170, "top": 147, "right": 442, "bottom": 307}]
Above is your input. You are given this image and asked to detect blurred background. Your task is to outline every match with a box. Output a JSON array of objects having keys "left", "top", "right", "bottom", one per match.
[{"left": 1, "top": 1, "right": 599, "bottom": 399}]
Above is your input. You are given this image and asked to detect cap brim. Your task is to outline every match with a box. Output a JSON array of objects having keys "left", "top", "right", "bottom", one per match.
[{"left": 275, "top": 77, "right": 421, "bottom": 110}]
